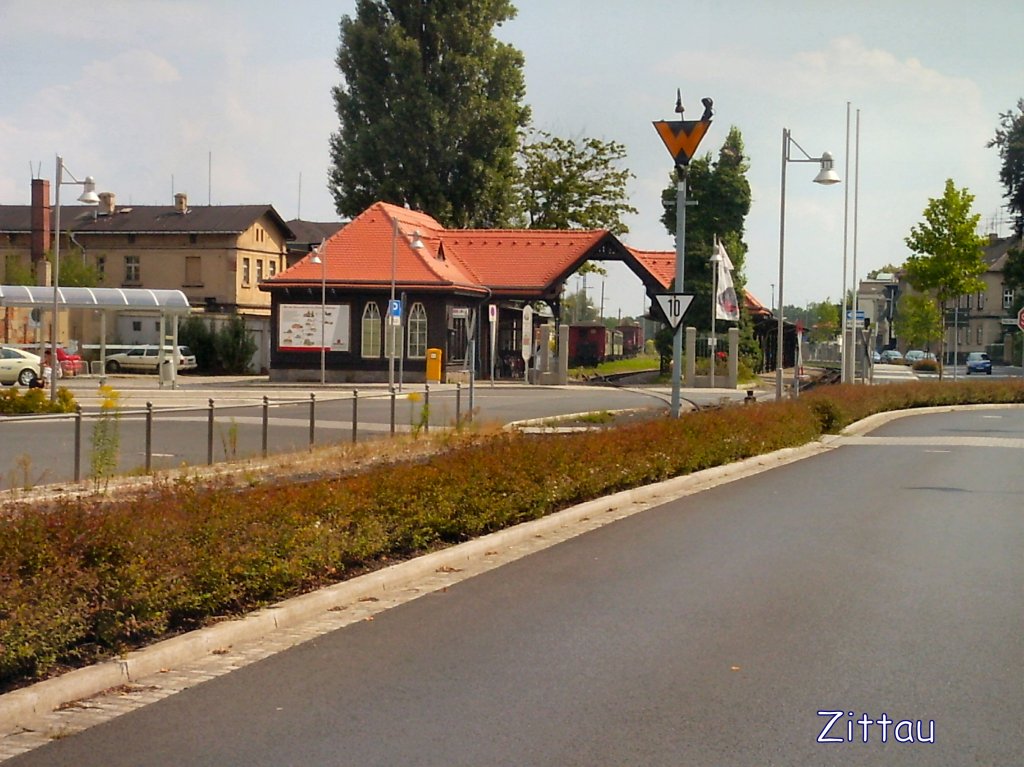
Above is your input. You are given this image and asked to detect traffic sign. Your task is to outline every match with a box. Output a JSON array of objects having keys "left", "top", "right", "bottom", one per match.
[
  {"left": 388, "top": 299, "right": 402, "bottom": 327},
  {"left": 655, "top": 293, "right": 694, "bottom": 330},
  {"left": 653, "top": 120, "right": 712, "bottom": 168},
  {"left": 1017, "top": 306, "right": 1024, "bottom": 331}
]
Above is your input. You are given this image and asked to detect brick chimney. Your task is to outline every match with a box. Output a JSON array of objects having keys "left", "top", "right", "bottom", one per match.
[
  {"left": 98, "top": 191, "right": 116, "bottom": 215},
  {"left": 30, "top": 178, "right": 51, "bottom": 263}
]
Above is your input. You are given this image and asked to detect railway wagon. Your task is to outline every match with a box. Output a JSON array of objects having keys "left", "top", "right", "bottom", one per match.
[
  {"left": 568, "top": 323, "right": 623, "bottom": 367},
  {"left": 617, "top": 324, "right": 644, "bottom": 358}
]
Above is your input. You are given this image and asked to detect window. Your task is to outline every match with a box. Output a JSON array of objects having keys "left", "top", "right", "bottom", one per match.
[
  {"left": 1004, "top": 289, "right": 1014, "bottom": 309},
  {"left": 408, "top": 302, "right": 428, "bottom": 358},
  {"left": 124, "top": 255, "right": 140, "bottom": 283},
  {"left": 361, "top": 302, "right": 381, "bottom": 358},
  {"left": 977, "top": 290, "right": 985, "bottom": 310},
  {"left": 966, "top": 294, "right": 972, "bottom": 310},
  {"left": 132, "top": 321, "right": 142, "bottom": 332},
  {"left": 976, "top": 326, "right": 983, "bottom": 345},
  {"left": 242, "top": 257, "right": 251, "bottom": 286},
  {"left": 256, "top": 259, "right": 264, "bottom": 283},
  {"left": 269, "top": 260, "right": 277, "bottom": 277},
  {"left": 185, "top": 256, "right": 202, "bottom": 286},
  {"left": 96, "top": 255, "right": 105, "bottom": 278}
]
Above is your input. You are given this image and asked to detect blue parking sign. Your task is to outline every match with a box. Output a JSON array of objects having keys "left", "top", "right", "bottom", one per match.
[{"left": 389, "top": 299, "right": 402, "bottom": 319}]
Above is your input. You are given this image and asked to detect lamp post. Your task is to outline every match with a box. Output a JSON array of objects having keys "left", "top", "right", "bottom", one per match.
[
  {"left": 776, "top": 129, "right": 841, "bottom": 401},
  {"left": 388, "top": 218, "right": 424, "bottom": 391},
  {"left": 51, "top": 155, "right": 99, "bottom": 401},
  {"left": 310, "top": 240, "right": 327, "bottom": 385}
]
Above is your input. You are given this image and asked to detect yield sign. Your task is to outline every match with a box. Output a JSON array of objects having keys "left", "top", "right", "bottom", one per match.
[
  {"left": 655, "top": 293, "right": 694, "bottom": 330},
  {"left": 653, "top": 119, "right": 712, "bottom": 167}
]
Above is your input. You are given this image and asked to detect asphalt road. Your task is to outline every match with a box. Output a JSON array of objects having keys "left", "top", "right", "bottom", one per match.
[
  {"left": 7, "top": 406, "right": 1022, "bottom": 765},
  {"left": 0, "top": 378, "right": 747, "bottom": 487}
]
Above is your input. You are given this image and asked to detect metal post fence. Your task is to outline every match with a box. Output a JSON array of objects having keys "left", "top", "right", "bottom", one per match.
[
  {"left": 424, "top": 384, "right": 430, "bottom": 434},
  {"left": 456, "top": 382, "right": 462, "bottom": 425},
  {"left": 309, "top": 393, "right": 316, "bottom": 449},
  {"left": 351, "top": 390, "right": 358, "bottom": 444},
  {"left": 145, "top": 402, "right": 153, "bottom": 473},
  {"left": 207, "top": 399, "right": 215, "bottom": 465},
  {"left": 389, "top": 389, "right": 396, "bottom": 435},
  {"left": 74, "top": 406, "right": 82, "bottom": 482},
  {"left": 262, "top": 396, "right": 269, "bottom": 458}
]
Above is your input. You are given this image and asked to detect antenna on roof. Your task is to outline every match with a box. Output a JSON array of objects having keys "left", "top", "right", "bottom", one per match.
[
  {"left": 208, "top": 151, "right": 212, "bottom": 206},
  {"left": 297, "top": 171, "right": 302, "bottom": 221}
]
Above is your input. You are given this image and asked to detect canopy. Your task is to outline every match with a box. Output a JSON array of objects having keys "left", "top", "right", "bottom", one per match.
[{"left": 0, "top": 285, "right": 192, "bottom": 314}]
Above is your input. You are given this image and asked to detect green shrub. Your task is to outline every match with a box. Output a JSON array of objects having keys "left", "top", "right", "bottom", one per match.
[
  {"left": 0, "top": 387, "right": 76, "bottom": 414},
  {"left": 3, "top": 380, "right": 1024, "bottom": 689}
]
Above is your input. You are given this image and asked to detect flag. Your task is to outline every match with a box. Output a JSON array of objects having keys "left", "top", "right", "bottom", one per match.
[{"left": 714, "top": 239, "right": 740, "bottom": 321}]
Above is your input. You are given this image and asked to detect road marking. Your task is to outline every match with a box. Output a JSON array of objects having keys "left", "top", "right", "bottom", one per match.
[{"left": 836, "top": 435, "right": 1024, "bottom": 449}]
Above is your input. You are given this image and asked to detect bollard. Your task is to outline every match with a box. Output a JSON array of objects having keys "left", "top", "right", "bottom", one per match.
[
  {"left": 145, "top": 401, "right": 153, "bottom": 473},
  {"left": 390, "top": 388, "right": 396, "bottom": 436},
  {"left": 352, "top": 389, "right": 359, "bottom": 444},
  {"left": 262, "top": 396, "right": 269, "bottom": 458},
  {"left": 424, "top": 384, "right": 430, "bottom": 434},
  {"left": 455, "top": 382, "right": 462, "bottom": 426},
  {"left": 74, "top": 405, "right": 82, "bottom": 482},
  {"left": 207, "top": 399, "right": 215, "bottom": 465},
  {"left": 309, "top": 393, "right": 316, "bottom": 449}
]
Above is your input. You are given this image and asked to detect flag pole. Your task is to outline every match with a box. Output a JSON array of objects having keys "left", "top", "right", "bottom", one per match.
[{"left": 710, "top": 236, "right": 718, "bottom": 388}]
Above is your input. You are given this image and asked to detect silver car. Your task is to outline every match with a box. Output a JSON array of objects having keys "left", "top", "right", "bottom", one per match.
[{"left": 104, "top": 346, "right": 197, "bottom": 374}]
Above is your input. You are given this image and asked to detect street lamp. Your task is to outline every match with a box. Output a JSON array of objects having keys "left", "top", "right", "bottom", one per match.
[
  {"left": 309, "top": 239, "right": 327, "bottom": 385},
  {"left": 51, "top": 155, "right": 99, "bottom": 401},
  {"left": 776, "top": 129, "right": 841, "bottom": 401},
  {"left": 388, "top": 218, "right": 424, "bottom": 390}
]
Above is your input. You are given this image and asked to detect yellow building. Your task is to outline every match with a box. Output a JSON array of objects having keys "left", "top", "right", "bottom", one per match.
[{"left": 0, "top": 185, "right": 295, "bottom": 372}]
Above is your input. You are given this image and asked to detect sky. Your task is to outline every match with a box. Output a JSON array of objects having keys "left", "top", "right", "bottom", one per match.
[{"left": 2, "top": 0, "right": 1022, "bottom": 320}]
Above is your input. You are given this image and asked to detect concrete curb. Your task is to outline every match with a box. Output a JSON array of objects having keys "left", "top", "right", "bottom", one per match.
[{"left": 0, "top": 436, "right": 830, "bottom": 732}]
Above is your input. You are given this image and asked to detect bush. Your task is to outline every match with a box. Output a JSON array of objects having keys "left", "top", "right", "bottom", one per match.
[
  {"left": 0, "top": 387, "right": 76, "bottom": 414},
  {"left": 3, "top": 380, "right": 1024, "bottom": 689}
]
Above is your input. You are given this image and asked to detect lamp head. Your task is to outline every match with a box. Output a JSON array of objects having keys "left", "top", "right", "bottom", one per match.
[
  {"left": 813, "top": 152, "right": 841, "bottom": 185},
  {"left": 310, "top": 254, "right": 323, "bottom": 265},
  {"left": 77, "top": 176, "right": 100, "bottom": 204},
  {"left": 409, "top": 230, "right": 425, "bottom": 250}
]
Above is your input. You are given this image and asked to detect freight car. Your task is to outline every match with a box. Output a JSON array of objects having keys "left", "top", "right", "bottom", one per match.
[
  {"left": 617, "top": 324, "right": 644, "bottom": 358},
  {"left": 568, "top": 323, "right": 624, "bottom": 367}
]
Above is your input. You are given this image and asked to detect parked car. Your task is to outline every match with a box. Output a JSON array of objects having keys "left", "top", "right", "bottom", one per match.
[
  {"left": 879, "top": 349, "right": 904, "bottom": 363},
  {"left": 104, "top": 346, "right": 197, "bottom": 374},
  {"left": 0, "top": 346, "right": 41, "bottom": 386},
  {"left": 965, "top": 351, "right": 992, "bottom": 375}
]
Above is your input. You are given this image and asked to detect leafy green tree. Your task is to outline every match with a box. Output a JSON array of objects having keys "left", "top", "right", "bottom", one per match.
[
  {"left": 806, "top": 300, "right": 840, "bottom": 343},
  {"left": 988, "top": 98, "right": 1024, "bottom": 237},
  {"left": 893, "top": 293, "right": 943, "bottom": 350},
  {"left": 904, "top": 179, "right": 987, "bottom": 375},
  {"left": 4, "top": 255, "right": 33, "bottom": 285},
  {"left": 178, "top": 316, "right": 217, "bottom": 372},
  {"left": 660, "top": 126, "right": 752, "bottom": 332},
  {"left": 46, "top": 244, "right": 101, "bottom": 287},
  {"left": 562, "top": 288, "right": 598, "bottom": 323},
  {"left": 516, "top": 131, "right": 636, "bottom": 234},
  {"left": 328, "top": 0, "right": 530, "bottom": 228},
  {"left": 214, "top": 316, "right": 257, "bottom": 374}
]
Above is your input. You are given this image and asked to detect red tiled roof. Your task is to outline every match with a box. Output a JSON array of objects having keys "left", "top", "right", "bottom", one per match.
[
  {"left": 627, "top": 248, "right": 676, "bottom": 290},
  {"left": 266, "top": 201, "right": 609, "bottom": 297}
]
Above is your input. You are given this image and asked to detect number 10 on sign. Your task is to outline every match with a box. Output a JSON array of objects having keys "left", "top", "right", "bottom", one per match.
[{"left": 655, "top": 293, "right": 694, "bottom": 330}]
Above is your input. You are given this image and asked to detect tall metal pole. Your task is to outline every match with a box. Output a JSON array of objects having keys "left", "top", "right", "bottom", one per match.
[
  {"left": 776, "top": 129, "right": 789, "bottom": 401},
  {"left": 710, "top": 242, "right": 717, "bottom": 389},
  {"left": 51, "top": 155, "right": 63, "bottom": 402},
  {"left": 671, "top": 171, "right": 688, "bottom": 417},
  {"left": 389, "top": 217, "right": 397, "bottom": 390},
  {"left": 319, "top": 250, "right": 326, "bottom": 385},
  {"left": 850, "top": 108, "right": 862, "bottom": 381},
  {"left": 840, "top": 103, "right": 851, "bottom": 383}
]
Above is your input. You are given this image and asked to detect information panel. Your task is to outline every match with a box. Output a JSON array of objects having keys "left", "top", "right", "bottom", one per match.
[{"left": 278, "top": 303, "right": 351, "bottom": 352}]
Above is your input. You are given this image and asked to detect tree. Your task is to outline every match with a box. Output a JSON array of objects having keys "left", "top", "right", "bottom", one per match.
[
  {"left": 516, "top": 131, "right": 637, "bottom": 234},
  {"left": 328, "top": 0, "right": 530, "bottom": 228},
  {"left": 988, "top": 98, "right": 1024, "bottom": 237},
  {"left": 659, "top": 126, "right": 752, "bottom": 332},
  {"left": 904, "top": 179, "right": 987, "bottom": 375},
  {"left": 893, "top": 293, "right": 943, "bottom": 351},
  {"left": 561, "top": 288, "right": 597, "bottom": 323},
  {"left": 214, "top": 316, "right": 257, "bottom": 374},
  {"left": 806, "top": 300, "right": 840, "bottom": 343}
]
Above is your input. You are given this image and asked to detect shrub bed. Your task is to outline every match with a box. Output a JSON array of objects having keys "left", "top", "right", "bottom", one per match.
[{"left": 1, "top": 381, "right": 1022, "bottom": 690}]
